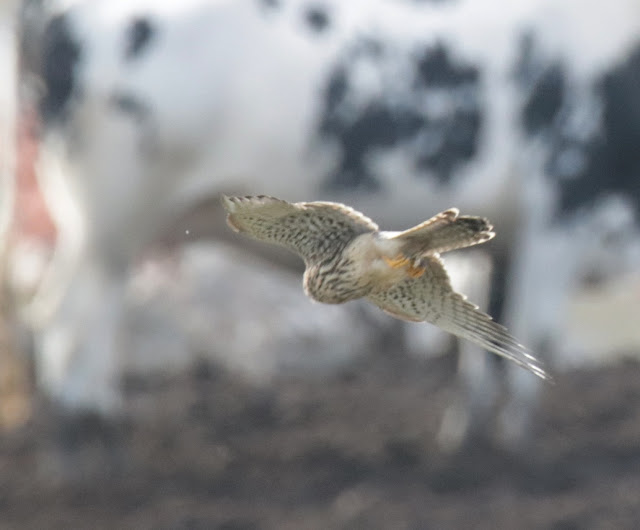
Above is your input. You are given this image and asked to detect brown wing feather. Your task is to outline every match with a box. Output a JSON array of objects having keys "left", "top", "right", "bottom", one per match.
[
  {"left": 222, "top": 195, "right": 378, "bottom": 264},
  {"left": 367, "top": 255, "right": 549, "bottom": 380}
]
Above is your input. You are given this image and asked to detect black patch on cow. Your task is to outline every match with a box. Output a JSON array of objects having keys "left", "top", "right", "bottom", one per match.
[
  {"left": 413, "top": 46, "right": 482, "bottom": 177},
  {"left": 519, "top": 37, "right": 640, "bottom": 223},
  {"left": 110, "top": 92, "right": 150, "bottom": 123},
  {"left": 323, "top": 102, "right": 426, "bottom": 189},
  {"left": 415, "top": 108, "right": 481, "bottom": 180},
  {"left": 415, "top": 44, "right": 478, "bottom": 87},
  {"left": 552, "top": 44, "right": 640, "bottom": 220},
  {"left": 125, "top": 18, "right": 155, "bottom": 60},
  {"left": 40, "top": 14, "right": 81, "bottom": 122},
  {"left": 325, "top": 69, "right": 348, "bottom": 112},
  {"left": 318, "top": 40, "right": 482, "bottom": 191},
  {"left": 304, "top": 6, "right": 330, "bottom": 34},
  {"left": 522, "top": 65, "right": 565, "bottom": 134},
  {"left": 514, "top": 34, "right": 639, "bottom": 221},
  {"left": 515, "top": 33, "right": 566, "bottom": 135}
]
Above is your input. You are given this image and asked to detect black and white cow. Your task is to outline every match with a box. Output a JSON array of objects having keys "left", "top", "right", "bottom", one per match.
[{"left": 12, "top": 0, "right": 640, "bottom": 449}]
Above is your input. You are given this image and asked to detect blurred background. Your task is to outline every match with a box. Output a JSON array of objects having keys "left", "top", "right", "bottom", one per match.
[{"left": 1, "top": 0, "right": 640, "bottom": 528}]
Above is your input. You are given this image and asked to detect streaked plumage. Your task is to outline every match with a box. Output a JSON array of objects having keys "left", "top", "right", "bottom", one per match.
[{"left": 222, "top": 195, "right": 548, "bottom": 380}]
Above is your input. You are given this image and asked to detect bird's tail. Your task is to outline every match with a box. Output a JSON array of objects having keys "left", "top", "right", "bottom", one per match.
[{"left": 389, "top": 208, "right": 495, "bottom": 256}]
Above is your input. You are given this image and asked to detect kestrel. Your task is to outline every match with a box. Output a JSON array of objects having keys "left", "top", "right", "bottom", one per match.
[{"left": 222, "top": 195, "right": 548, "bottom": 380}]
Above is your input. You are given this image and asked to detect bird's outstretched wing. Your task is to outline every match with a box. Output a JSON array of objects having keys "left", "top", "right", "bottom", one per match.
[
  {"left": 367, "top": 254, "right": 549, "bottom": 380},
  {"left": 222, "top": 195, "right": 379, "bottom": 263}
]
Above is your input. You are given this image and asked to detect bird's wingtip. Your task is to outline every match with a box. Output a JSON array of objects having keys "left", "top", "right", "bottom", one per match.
[
  {"left": 221, "top": 194, "right": 238, "bottom": 212},
  {"left": 221, "top": 195, "right": 243, "bottom": 232}
]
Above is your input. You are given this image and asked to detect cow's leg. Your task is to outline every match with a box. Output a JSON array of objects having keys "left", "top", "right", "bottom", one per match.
[
  {"left": 411, "top": 250, "right": 500, "bottom": 451},
  {"left": 30, "top": 241, "right": 132, "bottom": 481},
  {"left": 35, "top": 249, "right": 126, "bottom": 416},
  {"left": 30, "top": 154, "right": 158, "bottom": 479},
  {"left": 438, "top": 341, "right": 499, "bottom": 452},
  {"left": 28, "top": 131, "right": 153, "bottom": 480},
  {"left": 498, "top": 222, "right": 563, "bottom": 449}
]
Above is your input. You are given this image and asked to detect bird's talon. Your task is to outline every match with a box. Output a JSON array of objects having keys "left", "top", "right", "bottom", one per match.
[
  {"left": 408, "top": 264, "right": 426, "bottom": 278},
  {"left": 383, "top": 254, "right": 410, "bottom": 269},
  {"left": 384, "top": 254, "right": 425, "bottom": 278}
]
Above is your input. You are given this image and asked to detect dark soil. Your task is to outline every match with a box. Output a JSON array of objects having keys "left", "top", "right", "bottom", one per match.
[{"left": 2, "top": 351, "right": 640, "bottom": 530}]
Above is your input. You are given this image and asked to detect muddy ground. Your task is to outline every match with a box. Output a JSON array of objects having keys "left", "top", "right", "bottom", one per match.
[{"left": 1, "top": 348, "right": 640, "bottom": 530}]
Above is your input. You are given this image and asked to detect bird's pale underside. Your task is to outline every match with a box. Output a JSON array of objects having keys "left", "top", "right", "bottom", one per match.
[{"left": 222, "top": 195, "right": 549, "bottom": 380}]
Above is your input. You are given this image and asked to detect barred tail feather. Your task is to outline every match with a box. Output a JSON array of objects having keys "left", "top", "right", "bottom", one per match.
[{"left": 391, "top": 208, "right": 495, "bottom": 256}]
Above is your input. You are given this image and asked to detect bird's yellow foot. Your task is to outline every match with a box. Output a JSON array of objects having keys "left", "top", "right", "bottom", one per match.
[
  {"left": 407, "top": 262, "right": 426, "bottom": 278},
  {"left": 383, "top": 254, "right": 411, "bottom": 269},
  {"left": 384, "top": 255, "right": 426, "bottom": 278}
]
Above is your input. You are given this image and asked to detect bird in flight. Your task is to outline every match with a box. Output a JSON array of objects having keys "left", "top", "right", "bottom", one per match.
[{"left": 222, "top": 195, "right": 548, "bottom": 380}]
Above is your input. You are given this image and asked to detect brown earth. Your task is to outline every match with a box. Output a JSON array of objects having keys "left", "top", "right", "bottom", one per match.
[{"left": 1, "top": 348, "right": 640, "bottom": 530}]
